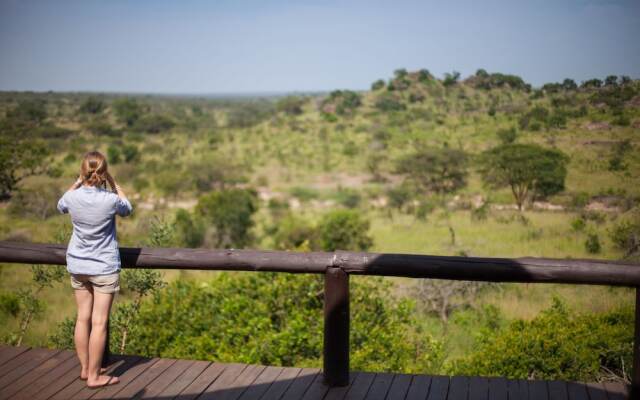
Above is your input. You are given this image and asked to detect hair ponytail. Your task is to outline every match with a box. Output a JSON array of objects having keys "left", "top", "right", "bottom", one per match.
[{"left": 80, "top": 151, "right": 109, "bottom": 188}]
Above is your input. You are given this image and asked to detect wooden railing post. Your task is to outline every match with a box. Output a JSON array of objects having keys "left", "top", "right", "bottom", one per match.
[
  {"left": 323, "top": 267, "right": 349, "bottom": 386},
  {"left": 632, "top": 287, "right": 640, "bottom": 398}
]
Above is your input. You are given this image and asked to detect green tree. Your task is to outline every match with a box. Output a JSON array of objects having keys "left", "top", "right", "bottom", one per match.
[
  {"left": 134, "top": 114, "right": 175, "bottom": 133},
  {"left": 478, "top": 143, "right": 569, "bottom": 210},
  {"left": 276, "top": 96, "right": 306, "bottom": 115},
  {"left": 443, "top": 71, "right": 460, "bottom": 87},
  {"left": 174, "top": 208, "right": 205, "bottom": 248},
  {"left": 122, "top": 144, "right": 139, "bottom": 162},
  {"left": 318, "top": 209, "right": 373, "bottom": 251},
  {"left": 0, "top": 136, "right": 50, "bottom": 200},
  {"left": 113, "top": 98, "right": 145, "bottom": 127},
  {"left": 79, "top": 96, "right": 105, "bottom": 114},
  {"left": 371, "top": 79, "right": 386, "bottom": 91},
  {"left": 395, "top": 146, "right": 468, "bottom": 196},
  {"left": 196, "top": 188, "right": 259, "bottom": 248}
]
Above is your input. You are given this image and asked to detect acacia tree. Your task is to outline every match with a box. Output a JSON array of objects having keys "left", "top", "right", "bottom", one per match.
[
  {"left": 196, "top": 188, "right": 259, "bottom": 248},
  {"left": 479, "top": 143, "right": 569, "bottom": 210},
  {"left": 394, "top": 145, "right": 468, "bottom": 197}
]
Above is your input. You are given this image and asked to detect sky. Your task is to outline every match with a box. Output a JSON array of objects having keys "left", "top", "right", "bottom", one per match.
[{"left": 0, "top": 0, "right": 639, "bottom": 94}]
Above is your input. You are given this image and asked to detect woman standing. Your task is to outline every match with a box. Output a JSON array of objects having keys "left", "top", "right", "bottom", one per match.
[{"left": 57, "top": 150, "right": 133, "bottom": 389}]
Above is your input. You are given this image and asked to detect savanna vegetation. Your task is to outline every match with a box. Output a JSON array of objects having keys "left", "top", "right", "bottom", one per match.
[{"left": 1, "top": 68, "right": 639, "bottom": 383}]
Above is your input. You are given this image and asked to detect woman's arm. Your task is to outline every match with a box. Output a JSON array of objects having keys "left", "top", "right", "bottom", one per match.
[
  {"left": 106, "top": 172, "right": 133, "bottom": 217},
  {"left": 106, "top": 172, "right": 128, "bottom": 200}
]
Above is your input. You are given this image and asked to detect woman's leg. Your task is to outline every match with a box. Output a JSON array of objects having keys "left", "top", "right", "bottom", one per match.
[
  {"left": 73, "top": 285, "right": 93, "bottom": 378},
  {"left": 86, "top": 290, "right": 119, "bottom": 386}
]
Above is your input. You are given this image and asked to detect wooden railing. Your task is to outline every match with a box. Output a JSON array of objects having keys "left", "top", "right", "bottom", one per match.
[{"left": 1, "top": 240, "right": 639, "bottom": 393}]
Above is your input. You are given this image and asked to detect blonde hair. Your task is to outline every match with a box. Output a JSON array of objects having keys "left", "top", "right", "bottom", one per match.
[{"left": 80, "top": 151, "right": 108, "bottom": 188}]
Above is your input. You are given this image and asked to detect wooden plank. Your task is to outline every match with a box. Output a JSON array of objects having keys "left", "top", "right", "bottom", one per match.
[
  {"left": 95, "top": 357, "right": 176, "bottom": 399},
  {"left": 0, "top": 348, "right": 61, "bottom": 389},
  {"left": 89, "top": 356, "right": 158, "bottom": 400},
  {"left": 603, "top": 381, "right": 630, "bottom": 400},
  {"left": 301, "top": 369, "right": 331, "bottom": 400},
  {"left": 280, "top": 368, "right": 321, "bottom": 400},
  {"left": 384, "top": 373, "right": 412, "bottom": 400},
  {"left": 468, "top": 376, "right": 488, "bottom": 400},
  {"left": 323, "top": 371, "right": 358, "bottom": 400},
  {"left": 53, "top": 355, "right": 140, "bottom": 400},
  {"left": 548, "top": 380, "right": 568, "bottom": 400},
  {"left": 363, "top": 372, "right": 394, "bottom": 400},
  {"left": 425, "top": 376, "right": 449, "bottom": 400},
  {"left": 48, "top": 354, "right": 138, "bottom": 400},
  {"left": 584, "top": 382, "right": 609, "bottom": 400},
  {"left": 566, "top": 381, "right": 588, "bottom": 400},
  {"left": 507, "top": 379, "right": 529, "bottom": 400},
  {"left": 259, "top": 367, "right": 302, "bottom": 400},
  {"left": 0, "top": 347, "right": 50, "bottom": 377},
  {"left": 0, "top": 350, "right": 75, "bottom": 399},
  {"left": 0, "top": 346, "right": 30, "bottom": 367},
  {"left": 156, "top": 360, "right": 211, "bottom": 400},
  {"left": 529, "top": 380, "right": 549, "bottom": 400},
  {"left": 212, "top": 364, "right": 266, "bottom": 400},
  {"left": 405, "top": 375, "right": 432, "bottom": 400},
  {"left": 446, "top": 376, "right": 468, "bottom": 400},
  {"left": 237, "top": 365, "right": 283, "bottom": 400},
  {"left": 342, "top": 372, "right": 375, "bottom": 400},
  {"left": 197, "top": 362, "right": 249, "bottom": 400},
  {"left": 132, "top": 358, "right": 194, "bottom": 399},
  {"left": 487, "top": 377, "right": 507, "bottom": 400},
  {"left": 13, "top": 351, "right": 80, "bottom": 400},
  {"left": 174, "top": 362, "right": 227, "bottom": 400}
]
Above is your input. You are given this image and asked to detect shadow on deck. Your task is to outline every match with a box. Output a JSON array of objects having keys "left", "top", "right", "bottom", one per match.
[{"left": 0, "top": 346, "right": 630, "bottom": 400}]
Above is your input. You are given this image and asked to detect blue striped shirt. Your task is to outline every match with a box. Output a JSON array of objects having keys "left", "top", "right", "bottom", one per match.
[{"left": 57, "top": 185, "right": 133, "bottom": 275}]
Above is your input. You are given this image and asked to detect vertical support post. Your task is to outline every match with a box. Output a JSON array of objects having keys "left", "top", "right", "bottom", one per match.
[
  {"left": 323, "top": 267, "right": 350, "bottom": 387},
  {"left": 632, "top": 287, "right": 640, "bottom": 398},
  {"left": 102, "top": 318, "right": 110, "bottom": 367}
]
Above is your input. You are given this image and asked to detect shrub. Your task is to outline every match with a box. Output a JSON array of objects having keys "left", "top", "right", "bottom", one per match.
[
  {"left": 195, "top": 188, "right": 259, "bottom": 248},
  {"left": 87, "top": 121, "right": 120, "bottom": 137},
  {"left": 276, "top": 96, "right": 306, "bottom": 115},
  {"left": 318, "top": 209, "right": 373, "bottom": 251},
  {"left": 448, "top": 297, "right": 633, "bottom": 382},
  {"left": 585, "top": 233, "right": 601, "bottom": 254},
  {"left": 374, "top": 94, "right": 406, "bottom": 112},
  {"left": 79, "top": 96, "right": 105, "bottom": 114},
  {"left": 134, "top": 114, "right": 175, "bottom": 134},
  {"left": 371, "top": 79, "right": 386, "bottom": 91}
]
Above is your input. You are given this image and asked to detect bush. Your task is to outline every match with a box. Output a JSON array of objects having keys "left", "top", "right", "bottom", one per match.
[
  {"left": 8, "top": 182, "right": 62, "bottom": 220},
  {"left": 318, "top": 209, "right": 373, "bottom": 251},
  {"left": 374, "top": 94, "right": 406, "bottom": 112},
  {"left": 195, "top": 188, "right": 259, "bottom": 248},
  {"left": 87, "top": 121, "right": 120, "bottom": 137},
  {"left": 79, "top": 97, "right": 105, "bottom": 114},
  {"left": 134, "top": 114, "right": 175, "bottom": 134},
  {"left": 449, "top": 297, "right": 633, "bottom": 382},
  {"left": 371, "top": 79, "right": 386, "bottom": 91},
  {"left": 113, "top": 98, "right": 146, "bottom": 127},
  {"left": 104, "top": 272, "right": 442, "bottom": 373},
  {"left": 496, "top": 127, "right": 517, "bottom": 144},
  {"left": 585, "top": 233, "right": 601, "bottom": 254},
  {"left": 276, "top": 96, "right": 306, "bottom": 115},
  {"left": 174, "top": 208, "right": 205, "bottom": 248}
]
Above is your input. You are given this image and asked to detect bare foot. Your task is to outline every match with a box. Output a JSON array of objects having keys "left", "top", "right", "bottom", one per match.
[
  {"left": 87, "top": 374, "right": 120, "bottom": 388},
  {"left": 80, "top": 367, "right": 108, "bottom": 380}
]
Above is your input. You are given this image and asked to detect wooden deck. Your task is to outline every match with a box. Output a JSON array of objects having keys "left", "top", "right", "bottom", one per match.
[{"left": 0, "top": 346, "right": 631, "bottom": 400}]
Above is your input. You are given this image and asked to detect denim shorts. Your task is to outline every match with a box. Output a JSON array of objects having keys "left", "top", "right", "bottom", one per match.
[{"left": 70, "top": 272, "right": 120, "bottom": 294}]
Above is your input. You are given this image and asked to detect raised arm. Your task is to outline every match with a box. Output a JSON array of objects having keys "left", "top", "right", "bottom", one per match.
[{"left": 106, "top": 172, "right": 133, "bottom": 216}]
